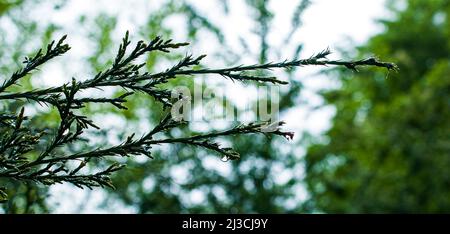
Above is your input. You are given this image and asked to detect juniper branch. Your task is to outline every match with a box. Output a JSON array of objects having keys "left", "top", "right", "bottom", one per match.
[
  {"left": 0, "top": 32, "right": 396, "bottom": 200},
  {"left": 0, "top": 36, "right": 70, "bottom": 93}
]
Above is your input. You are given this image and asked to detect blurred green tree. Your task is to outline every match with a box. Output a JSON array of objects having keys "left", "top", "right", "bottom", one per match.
[
  {"left": 104, "top": 0, "right": 311, "bottom": 213},
  {"left": 0, "top": 0, "right": 394, "bottom": 214},
  {"left": 0, "top": 0, "right": 56, "bottom": 213},
  {"left": 304, "top": 0, "right": 450, "bottom": 213},
  {"left": 0, "top": 0, "right": 314, "bottom": 213}
]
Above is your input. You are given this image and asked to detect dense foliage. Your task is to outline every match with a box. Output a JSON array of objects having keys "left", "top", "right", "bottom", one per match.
[{"left": 304, "top": 0, "right": 450, "bottom": 213}]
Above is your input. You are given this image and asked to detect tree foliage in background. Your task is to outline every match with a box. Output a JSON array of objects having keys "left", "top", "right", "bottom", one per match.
[
  {"left": 0, "top": 0, "right": 397, "bottom": 214},
  {"left": 304, "top": 0, "right": 450, "bottom": 213},
  {"left": 106, "top": 0, "right": 312, "bottom": 213},
  {"left": 0, "top": 0, "right": 54, "bottom": 213},
  {"left": 2, "top": 1, "right": 400, "bottom": 212}
]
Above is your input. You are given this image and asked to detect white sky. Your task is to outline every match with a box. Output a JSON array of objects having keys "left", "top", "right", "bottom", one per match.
[{"left": 9, "top": 0, "right": 388, "bottom": 213}]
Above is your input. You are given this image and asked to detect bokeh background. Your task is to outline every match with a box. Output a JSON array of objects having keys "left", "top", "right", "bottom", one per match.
[{"left": 0, "top": 0, "right": 449, "bottom": 213}]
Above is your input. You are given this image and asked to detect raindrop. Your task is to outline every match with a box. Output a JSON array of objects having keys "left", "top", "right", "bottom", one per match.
[
  {"left": 220, "top": 156, "right": 229, "bottom": 162},
  {"left": 62, "top": 129, "right": 69, "bottom": 136}
]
